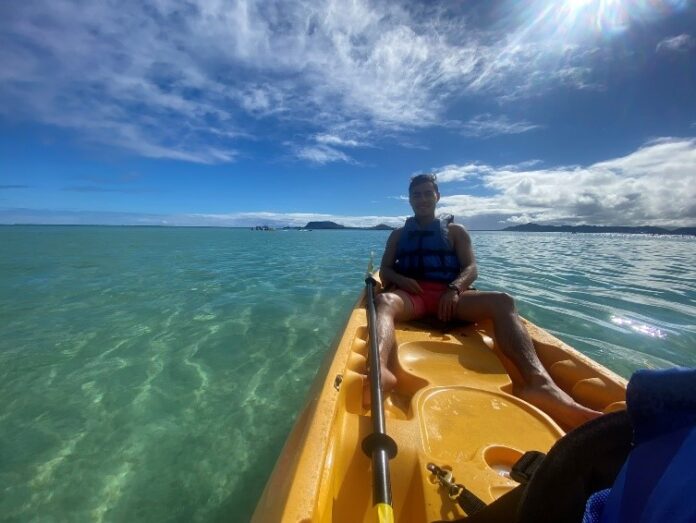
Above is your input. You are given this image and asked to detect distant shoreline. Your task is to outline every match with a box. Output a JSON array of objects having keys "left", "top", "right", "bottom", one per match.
[
  {"left": 503, "top": 223, "right": 696, "bottom": 236},
  {"left": 2, "top": 222, "right": 694, "bottom": 236},
  {"left": 0, "top": 223, "right": 394, "bottom": 231}
]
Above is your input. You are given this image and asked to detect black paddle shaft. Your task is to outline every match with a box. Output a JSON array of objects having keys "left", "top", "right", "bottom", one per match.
[{"left": 362, "top": 276, "right": 398, "bottom": 509}]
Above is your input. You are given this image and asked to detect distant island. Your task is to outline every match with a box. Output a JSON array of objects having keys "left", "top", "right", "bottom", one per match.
[
  {"left": 503, "top": 223, "right": 696, "bottom": 236},
  {"left": 250, "top": 221, "right": 394, "bottom": 231},
  {"left": 302, "top": 221, "right": 394, "bottom": 230}
]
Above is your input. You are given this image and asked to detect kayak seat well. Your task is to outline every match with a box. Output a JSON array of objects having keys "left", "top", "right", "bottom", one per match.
[
  {"left": 416, "top": 386, "right": 563, "bottom": 502},
  {"left": 345, "top": 323, "right": 519, "bottom": 420},
  {"left": 417, "top": 387, "right": 562, "bottom": 464},
  {"left": 395, "top": 339, "right": 511, "bottom": 389},
  {"left": 386, "top": 326, "right": 513, "bottom": 418}
]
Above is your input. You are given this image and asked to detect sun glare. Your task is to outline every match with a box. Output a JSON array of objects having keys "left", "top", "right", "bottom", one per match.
[
  {"left": 566, "top": 0, "right": 595, "bottom": 8},
  {"left": 558, "top": 0, "right": 628, "bottom": 34},
  {"left": 528, "top": 0, "right": 687, "bottom": 40}
]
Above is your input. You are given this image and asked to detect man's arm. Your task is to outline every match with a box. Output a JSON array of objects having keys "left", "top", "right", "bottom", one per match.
[
  {"left": 379, "top": 229, "right": 423, "bottom": 295},
  {"left": 448, "top": 224, "right": 478, "bottom": 292}
]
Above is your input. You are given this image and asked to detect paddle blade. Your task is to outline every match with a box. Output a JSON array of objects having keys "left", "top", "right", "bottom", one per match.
[
  {"left": 367, "top": 251, "right": 375, "bottom": 276},
  {"left": 375, "top": 503, "right": 394, "bottom": 523}
]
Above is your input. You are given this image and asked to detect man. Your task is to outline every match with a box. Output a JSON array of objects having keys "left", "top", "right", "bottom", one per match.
[{"left": 369, "top": 173, "right": 600, "bottom": 429}]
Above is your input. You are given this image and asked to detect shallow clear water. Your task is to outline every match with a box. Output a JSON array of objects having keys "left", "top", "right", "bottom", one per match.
[
  {"left": 472, "top": 232, "right": 696, "bottom": 375},
  {"left": 1, "top": 226, "right": 694, "bottom": 521}
]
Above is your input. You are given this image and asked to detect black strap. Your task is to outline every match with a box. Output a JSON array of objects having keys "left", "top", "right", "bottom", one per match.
[
  {"left": 448, "top": 450, "right": 544, "bottom": 518},
  {"left": 453, "top": 484, "right": 488, "bottom": 515},
  {"left": 433, "top": 486, "right": 526, "bottom": 523},
  {"left": 427, "top": 463, "right": 488, "bottom": 517},
  {"left": 510, "top": 451, "right": 547, "bottom": 484}
]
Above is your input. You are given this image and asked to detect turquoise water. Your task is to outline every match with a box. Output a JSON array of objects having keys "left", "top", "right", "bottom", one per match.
[{"left": 1, "top": 226, "right": 695, "bottom": 521}]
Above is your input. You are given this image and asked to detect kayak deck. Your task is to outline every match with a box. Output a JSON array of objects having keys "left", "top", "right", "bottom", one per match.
[{"left": 253, "top": 294, "right": 627, "bottom": 522}]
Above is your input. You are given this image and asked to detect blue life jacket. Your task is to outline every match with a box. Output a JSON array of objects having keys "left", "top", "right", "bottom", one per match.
[
  {"left": 393, "top": 217, "right": 460, "bottom": 283},
  {"left": 583, "top": 367, "right": 696, "bottom": 523}
]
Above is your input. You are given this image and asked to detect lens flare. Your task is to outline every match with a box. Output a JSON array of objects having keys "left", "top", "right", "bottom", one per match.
[{"left": 521, "top": 0, "right": 688, "bottom": 40}]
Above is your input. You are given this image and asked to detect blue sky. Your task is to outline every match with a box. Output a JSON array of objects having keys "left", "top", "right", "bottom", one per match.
[{"left": 1, "top": 0, "right": 695, "bottom": 229}]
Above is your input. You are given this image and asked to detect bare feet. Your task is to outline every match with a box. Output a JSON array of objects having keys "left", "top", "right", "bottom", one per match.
[
  {"left": 515, "top": 377, "right": 601, "bottom": 430},
  {"left": 362, "top": 366, "right": 397, "bottom": 408}
]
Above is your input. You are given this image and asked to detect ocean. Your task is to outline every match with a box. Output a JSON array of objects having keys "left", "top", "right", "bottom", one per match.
[{"left": 1, "top": 226, "right": 694, "bottom": 521}]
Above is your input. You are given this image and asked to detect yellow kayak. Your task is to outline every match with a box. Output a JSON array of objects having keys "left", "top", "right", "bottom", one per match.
[{"left": 252, "top": 288, "right": 627, "bottom": 522}]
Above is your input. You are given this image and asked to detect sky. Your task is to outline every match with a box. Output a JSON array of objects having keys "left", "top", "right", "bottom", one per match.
[{"left": 1, "top": 0, "right": 695, "bottom": 229}]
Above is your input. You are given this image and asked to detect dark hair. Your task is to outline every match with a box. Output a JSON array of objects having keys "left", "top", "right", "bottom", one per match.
[{"left": 409, "top": 173, "right": 439, "bottom": 194}]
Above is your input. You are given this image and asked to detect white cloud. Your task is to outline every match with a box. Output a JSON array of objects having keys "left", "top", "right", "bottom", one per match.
[
  {"left": 0, "top": 208, "right": 405, "bottom": 228},
  {"left": 432, "top": 163, "right": 496, "bottom": 183},
  {"left": 460, "top": 114, "right": 541, "bottom": 138},
  {"left": 314, "top": 133, "right": 365, "bottom": 148},
  {"left": 295, "top": 144, "right": 353, "bottom": 164},
  {"left": 296, "top": 126, "right": 377, "bottom": 162},
  {"left": 501, "top": 159, "right": 543, "bottom": 170},
  {"left": 656, "top": 34, "right": 695, "bottom": 53},
  {"left": 1, "top": 0, "right": 665, "bottom": 162},
  {"left": 435, "top": 138, "right": 696, "bottom": 228}
]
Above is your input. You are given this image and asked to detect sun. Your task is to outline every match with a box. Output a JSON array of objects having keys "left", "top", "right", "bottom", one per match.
[{"left": 548, "top": 0, "right": 632, "bottom": 36}]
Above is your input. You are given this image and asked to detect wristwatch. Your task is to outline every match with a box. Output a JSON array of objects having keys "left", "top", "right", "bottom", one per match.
[{"left": 447, "top": 283, "right": 460, "bottom": 294}]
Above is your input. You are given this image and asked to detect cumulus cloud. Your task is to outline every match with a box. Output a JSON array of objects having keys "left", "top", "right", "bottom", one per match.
[
  {"left": 432, "top": 163, "right": 496, "bottom": 183},
  {"left": 656, "top": 34, "right": 695, "bottom": 53},
  {"left": 1, "top": 0, "right": 668, "bottom": 163},
  {"left": 435, "top": 138, "right": 696, "bottom": 228}
]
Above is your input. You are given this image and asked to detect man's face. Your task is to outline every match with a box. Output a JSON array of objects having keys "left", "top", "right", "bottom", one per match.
[{"left": 409, "top": 181, "right": 439, "bottom": 217}]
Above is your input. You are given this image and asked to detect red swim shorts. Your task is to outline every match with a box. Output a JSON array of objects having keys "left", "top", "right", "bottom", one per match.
[{"left": 403, "top": 280, "right": 449, "bottom": 318}]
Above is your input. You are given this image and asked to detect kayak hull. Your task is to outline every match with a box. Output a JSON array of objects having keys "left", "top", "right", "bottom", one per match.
[{"left": 252, "top": 289, "right": 627, "bottom": 522}]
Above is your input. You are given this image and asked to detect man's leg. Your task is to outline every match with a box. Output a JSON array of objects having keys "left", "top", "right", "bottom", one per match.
[
  {"left": 363, "top": 290, "right": 417, "bottom": 406},
  {"left": 454, "top": 290, "right": 600, "bottom": 429}
]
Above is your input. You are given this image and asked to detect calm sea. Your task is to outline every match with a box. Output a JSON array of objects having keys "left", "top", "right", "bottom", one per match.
[{"left": 1, "top": 226, "right": 694, "bottom": 521}]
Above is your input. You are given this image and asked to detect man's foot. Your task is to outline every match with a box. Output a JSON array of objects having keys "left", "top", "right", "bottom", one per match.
[
  {"left": 362, "top": 366, "right": 397, "bottom": 408},
  {"left": 515, "top": 377, "right": 601, "bottom": 430}
]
